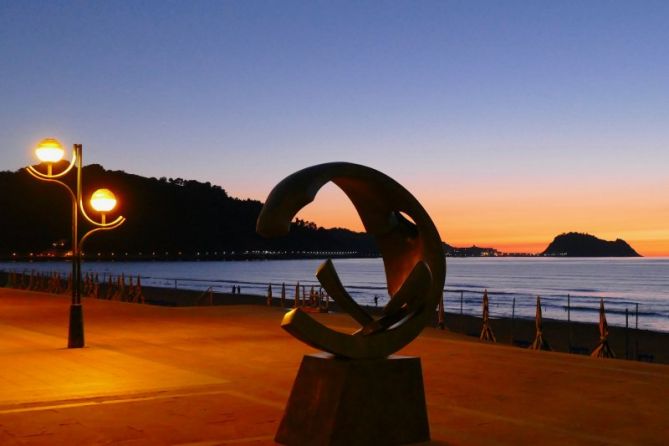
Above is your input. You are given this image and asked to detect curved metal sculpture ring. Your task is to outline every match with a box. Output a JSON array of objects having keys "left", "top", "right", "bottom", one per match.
[{"left": 257, "top": 162, "right": 446, "bottom": 359}]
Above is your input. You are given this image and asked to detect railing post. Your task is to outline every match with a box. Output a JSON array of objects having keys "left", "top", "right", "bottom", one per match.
[
  {"left": 635, "top": 303, "right": 639, "bottom": 360},
  {"left": 511, "top": 297, "right": 516, "bottom": 344},
  {"left": 625, "top": 308, "right": 629, "bottom": 360},
  {"left": 567, "top": 294, "right": 572, "bottom": 351},
  {"left": 460, "top": 290, "right": 463, "bottom": 315}
]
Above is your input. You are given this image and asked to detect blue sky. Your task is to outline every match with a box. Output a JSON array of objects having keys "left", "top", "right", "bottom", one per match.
[{"left": 1, "top": 1, "right": 668, "bottom": 252}]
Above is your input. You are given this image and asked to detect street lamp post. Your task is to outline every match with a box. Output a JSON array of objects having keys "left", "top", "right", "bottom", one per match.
[{"left": 26, "top": 138, "right": 126, "bottom": 348}]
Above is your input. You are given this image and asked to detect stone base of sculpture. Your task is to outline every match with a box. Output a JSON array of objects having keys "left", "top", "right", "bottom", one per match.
[{"left": 275, "top": 353, "right": 430, "bottom": 446}]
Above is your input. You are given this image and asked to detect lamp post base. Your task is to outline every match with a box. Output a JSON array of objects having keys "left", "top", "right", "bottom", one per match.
[{"left": 68, "top": 304, "right": 85, "bottom": 348}]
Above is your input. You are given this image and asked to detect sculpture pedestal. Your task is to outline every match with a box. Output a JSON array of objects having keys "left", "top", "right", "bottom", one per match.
[{"left": 275, "top": 353, "right": 430, "bottom": 446}]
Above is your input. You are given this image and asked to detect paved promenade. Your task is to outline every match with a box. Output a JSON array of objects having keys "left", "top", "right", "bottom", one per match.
[{"left": 0, "top": 289, "right": 667, "bottom": 445}]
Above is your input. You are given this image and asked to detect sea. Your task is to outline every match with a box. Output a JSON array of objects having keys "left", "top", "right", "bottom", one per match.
[{"left": 1, "top": 257, "right": 668, "bottom": 332}]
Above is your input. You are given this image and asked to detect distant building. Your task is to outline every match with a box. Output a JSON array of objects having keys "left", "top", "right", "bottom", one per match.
[{"left": 445, "top": 245, "right": 501, "bottom": 257}]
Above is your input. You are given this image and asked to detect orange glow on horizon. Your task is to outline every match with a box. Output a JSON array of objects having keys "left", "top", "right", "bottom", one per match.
[{"left": 294, "top": 178, "right": 669, "bottom": 257}]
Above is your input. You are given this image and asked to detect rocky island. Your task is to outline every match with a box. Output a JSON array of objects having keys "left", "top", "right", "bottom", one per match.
[{"left": 541, "top": 232, "right": 640, "bottom": 257}]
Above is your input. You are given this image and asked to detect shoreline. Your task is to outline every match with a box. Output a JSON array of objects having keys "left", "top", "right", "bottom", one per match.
[{"left": 3, "top": 255, "right": 664, "bottom": 262}]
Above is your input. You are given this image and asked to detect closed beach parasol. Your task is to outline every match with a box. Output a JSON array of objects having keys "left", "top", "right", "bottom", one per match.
[
  {"left": 480, "top": 289, "right": 496, "bottom": 342},
  {"left": 591, "top": 298, "right": 615, "bottom": 358},
  {"left": 529, "top": 295, "right": 551, "bottom": 350}
]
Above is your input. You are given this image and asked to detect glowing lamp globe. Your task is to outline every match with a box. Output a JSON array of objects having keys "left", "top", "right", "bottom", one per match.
[
  {"left": 35, "top": 138, "right": 65, "bottom": 163},
  {"left": 90, "top": 189, "right": 117, "bottom": 213}
]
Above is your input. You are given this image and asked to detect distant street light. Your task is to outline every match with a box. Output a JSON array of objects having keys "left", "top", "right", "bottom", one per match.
[{"left": 26, "top": 138, "right": 126, "bottom": 348}]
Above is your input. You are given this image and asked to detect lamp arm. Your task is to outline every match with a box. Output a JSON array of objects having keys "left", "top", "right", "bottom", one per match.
[
  {"left": 79, "top": 218, "right": 126, "bottom": 250},
  {"left": 24, "top": 170, "right": 77, "bottom": 204},
  {"left": 25, "top": 151, "right": 77, "bottom": 180}
]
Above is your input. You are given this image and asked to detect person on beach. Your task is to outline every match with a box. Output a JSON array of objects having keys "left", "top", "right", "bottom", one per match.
[{"left": 374, "top": 295, "right": 378, "bottom": 307}]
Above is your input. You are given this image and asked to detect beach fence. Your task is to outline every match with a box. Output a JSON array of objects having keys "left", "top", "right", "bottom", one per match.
[
  {"left": 1, "top": 270, "right": 145, "bottom": 304},
  {"left": 1, "top": 269, "right": 333, "bottom": 311},
  {"left": 0, "top": 269, "right": 657, "bottom": 329}
]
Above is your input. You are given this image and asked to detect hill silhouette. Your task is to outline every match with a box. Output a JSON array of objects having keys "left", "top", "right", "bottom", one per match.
[
  {"left": 3, "top": 166, "right": 638, "bottom": 259},
  {"left": 541, "top": 232, "right": 640, "bottom": 257},
  {"left": 0, "top": 164, "right": 379, "bottom": 259}
]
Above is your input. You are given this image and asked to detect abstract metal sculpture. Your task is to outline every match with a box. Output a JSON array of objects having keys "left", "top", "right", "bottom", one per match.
[
  {"left": 256, "top": 162, "right": 446, "bottom": 359},
  {"left": 257, "top": 162, "right": 446, "bottom": 445}
]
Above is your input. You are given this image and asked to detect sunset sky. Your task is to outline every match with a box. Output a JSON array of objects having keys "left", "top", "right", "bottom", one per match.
[{"left": 1, "top": 2, "right": 667, "bottom": 255}]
